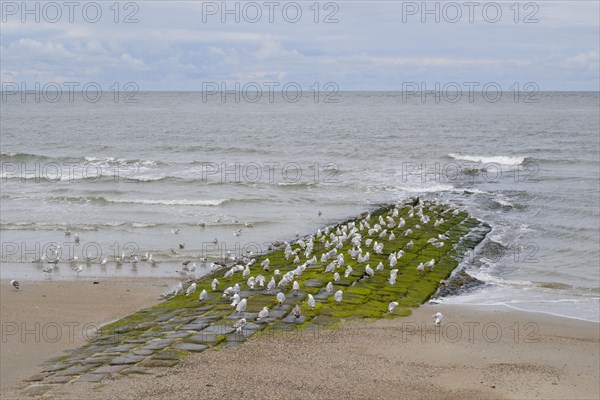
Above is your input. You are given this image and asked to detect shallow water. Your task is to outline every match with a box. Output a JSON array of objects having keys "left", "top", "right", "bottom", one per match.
[{"left": 1, "top": 92, "right": 598, "bottom": 321}]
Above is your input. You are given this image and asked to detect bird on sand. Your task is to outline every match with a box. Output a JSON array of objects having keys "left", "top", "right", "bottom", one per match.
[
  {"left": 432, "top": 312, "right": 443, "bottom": 326},
  {"left": 10, "top": 280, "right": 19, "bottom": 290}
]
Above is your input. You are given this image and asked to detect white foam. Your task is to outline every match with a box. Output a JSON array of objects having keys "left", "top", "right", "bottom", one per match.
[
  {"left": 448, "top": 153, "right": 526, "bottom": 165},
  {"left": 107, "top": 198, "right": 228, "bottom": 206}
]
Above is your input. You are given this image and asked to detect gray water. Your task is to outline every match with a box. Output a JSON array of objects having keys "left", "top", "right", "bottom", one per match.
[{"left": 1, "top": 92, "right": 599, "bottom": 321}]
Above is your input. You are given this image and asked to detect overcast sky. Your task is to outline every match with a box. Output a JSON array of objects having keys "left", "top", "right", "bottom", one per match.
[{"left": 1, "top": 1, "right": 599, "bottom": 90}]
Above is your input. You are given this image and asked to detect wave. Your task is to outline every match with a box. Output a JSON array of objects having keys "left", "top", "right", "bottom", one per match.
[
  {"left": 448, "top": 153, "right": 528, "bottom": 165},
  {"left": 107, "top": 198, "right": 229, "bottom": 206}
]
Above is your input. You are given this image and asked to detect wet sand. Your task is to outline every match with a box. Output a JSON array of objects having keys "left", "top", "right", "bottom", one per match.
[
  {"left": 2, "top": 282, "right": 598, "bottom": 400},
  {"left": 0, "top": 278, "right": 179, "bottom": 389}
]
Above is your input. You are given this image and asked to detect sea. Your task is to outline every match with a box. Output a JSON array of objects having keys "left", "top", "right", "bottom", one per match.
[{"left": 1, "top": 91, "right": 599, "bottom": 322}]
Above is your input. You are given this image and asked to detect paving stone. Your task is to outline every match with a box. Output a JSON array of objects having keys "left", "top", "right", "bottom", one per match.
[
  {"left": 264, "top": 309, "right": 287, "bottom": 319},
  {"left": 152, "top": 350, "right": 181, "bottom": 360},
  {"left": 24, "top": 372, "right": 52, "bottom": 382},
  {"left": 119, "top": 366, "right": 153, "bottom": 375},
  {"left": 170, "top": 316, "right": 196, "bottom": 325},
  {"left": 138, "top": 359, "right": 179, "bottom": 368},
  {"left": 42, "top": 375, "right": 75, "bottom": 384},
  {"left": 180, "top": 322, "right": 209, "bottom": 331},
  {"left": 164, "top": 331, "right": 193, "bottom": 339},
  {"left": 140, "top": 331, "right": 164, "bottom": 339},
  {"left": 225, "top": 312, "right": 258, "bottom": 320},
  {"left": 199, "top": 325, "right": 235, "bottom": 335},
  {"left": 188, "top": 333, "right": 224, "bottom": 345},
  {"left": 110, "top": 354, "right": 147, "bottom": 365},
  {"left": 188, "top": 306, "right": 215, "bottom": 315},
  {"left": 304, "top": 279, "right": 324, "bottom": 288},
  {"left": 132, "top": 349, "right": 155, "bottom": 356},
  {"left": 314, "top": 291, "right": 332, "bottom": 300},
  {"left": 41, "top": 363, "right": 72, "bottom": 372},
  {"left": 24, "top": 384, "right": 54, "bottom": 396},
  {"left": 227, "top": 329, "right": 254, "bottom": 341},
  {"left": 155, "top": 310, "right": 186, "bottom": 323},
  {"left": 75, "top": 373, "right": 109, "bottom": 382},
  {"left": 93, "top": 365, "right": 129, "bottom": 374},
  {"left": 173, "top": 343, "right": 208, "bottom": 352},
  {"left": 107, "top": 344, "right": 137, "bottom": 352},
  {"left": 282, "top": 314, "right": 307, "bottom": 324},
  {"left": 55, "top": 364, "right": 95, "bottom": 376},
  {"left": 141, "top": 339, "right": 175, "bottom": 351},
  {"left": 125, "top": 338, "right": 148, "bottom": 344},
  {"left": 81, "top": 355, "right": 115, "bottom": 365},
  {"left": 241, "top": 322, "right": 264, "bottom": 331}
]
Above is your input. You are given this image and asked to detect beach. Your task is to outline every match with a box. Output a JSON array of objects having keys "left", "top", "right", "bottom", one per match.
[
  {"left": 2, "top": 278, "right": 598, "bottom": 400},
  {"left": 0, "top": 278, "right": 179, "bottom": 389}
]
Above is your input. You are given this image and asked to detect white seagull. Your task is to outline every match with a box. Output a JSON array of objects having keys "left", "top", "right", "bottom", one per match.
[
  {"left": 333, "top": 290, "right": 343, "bottom": 303},
  {"left": 277, "top": 292, "right": 286, "bottom": 305},
  {"left": 432, "top": 312, "right": 443, "bottom": 326},
  {"left": 307, "top": 294, "right": 316, "bottom": 309},
  {"left": 388, "top": 301, "right": 399, "bottom": 313},
  {"left": 233, "top": 318, "right": 246, "bottom": 332},
  {"left": 199, "top": 289, "right": 208, "bottom": 301},
  {"left": 257, "top": 306, "right": 269, "bottom": 321},
  {"left": 211, "top": 278, "right": 219, "bottom": 290},
  {"left": 236, "top": 298, "right": 247, "bottom": 314},
  {"left": 185, "top": 283, "right": 197, "bottom": 296}
]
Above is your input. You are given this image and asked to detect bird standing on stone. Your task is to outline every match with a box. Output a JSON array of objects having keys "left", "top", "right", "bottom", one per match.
[
  {"left": 293, "top": 304, "right": 302, "bottom": 319},
  {"left": 257, "top": 307, "right": 269, "bottom": 321}
]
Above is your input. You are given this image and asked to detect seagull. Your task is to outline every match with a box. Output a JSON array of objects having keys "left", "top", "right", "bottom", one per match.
[
  {"left": 405, "top": 240, "right": 414, "bottom": 250},
  {"left": 292, "top": 281, "right": 300, "bottom": 295},
  {"left": 64, "top": 229, "right": 71, "bottom": 237},
  {"left": 424, "top": 259, "right": 435, "bottom": 269},
  {"left": 199, "top": 289, "right": 207, "bottom": 301},
  {"left": 388, "top": 301, "right": 399, "bottom": 313},
  {"left": 211, "top": 278, "right": 219, "bottom": 290},
  {"left": 365, "top": 265, "right": 375, "bottom": 276},
  {"left": 333, "top": 290, "right": 343, "bottom": 303},
  {"left": 74, "top": 234, "right": 80, "bottom": 243},
  {"left": 230, "top": 293, "right": 241, "bottom": 307},
  {"left": 10, "top": 280, "right": 19, "bottom": 290},
  {"left": 267, "top": 277, "right": 276, "bottom": 291},
  {"left": 233, "top": 318, "right": 247, "bottom": 333},
  {"left": 74, "top": 265, "right": 84, "bottom": 273},
  {"left": 179, "top": 243, "right": 185, "bottom": 249},
  {"left": 185, "top": 283, "right": 197, "bottom": 296},
  {"left": 325, "top": 282, "right": 333, "bottom": 293},
  {"left": 292, "top": 304, "right": 302, "bottom": 319},
  {"left": 333, "top": 272, "right": 340, "bottom": 281},
  {"left": 277, "top": 292, "right": 285, "bottom": 305},
  {"left": 257, "top": 306, "right": 269, "bottom": 321},
  {"left": 236, "top": 298, "right": 247, "bottom": 314},
  {"left": 171, "top": 228, "right": 180, "bottom": 234},
  {"left": 417, "top": 262, "right": 424, "bottom": 272},
  {"left": 307, "top": 294, "right": 316, "bottom": 309},
  {"left": 433, "top": 312, "right": 443, "bottom": 326}
]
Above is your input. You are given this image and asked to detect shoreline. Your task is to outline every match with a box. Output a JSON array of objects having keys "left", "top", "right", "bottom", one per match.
[
  {"left": 4, "top": 302, "right": 597, "bottom": 400},
  {"left": 0, "top": 277, "right": 180, "bottom": 388}
]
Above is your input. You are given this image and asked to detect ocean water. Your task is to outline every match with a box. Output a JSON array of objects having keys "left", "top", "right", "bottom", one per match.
[{"left": 1, "top": 92, "right": 599, "bottom": 321}]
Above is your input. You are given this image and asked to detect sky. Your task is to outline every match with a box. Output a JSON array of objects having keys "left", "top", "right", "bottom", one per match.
[{"left": 1, "top": 1, "right": 599, "bottom": 91}]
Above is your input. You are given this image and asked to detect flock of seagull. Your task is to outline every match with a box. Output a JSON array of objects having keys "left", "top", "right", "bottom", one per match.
[
  {"left": 12, "top": 198, "right": 454, "bottom": 328},
  {"left": 162, "top": 198, "right": 457, "bottom": 329}
]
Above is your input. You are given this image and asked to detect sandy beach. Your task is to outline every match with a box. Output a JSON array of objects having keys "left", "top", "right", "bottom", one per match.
[
  {"left": 2, "top": 278, "right": 598, "bottom": 400},
  {"left": 0, "top": 278, "right": 179, "bottom": 389}
]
